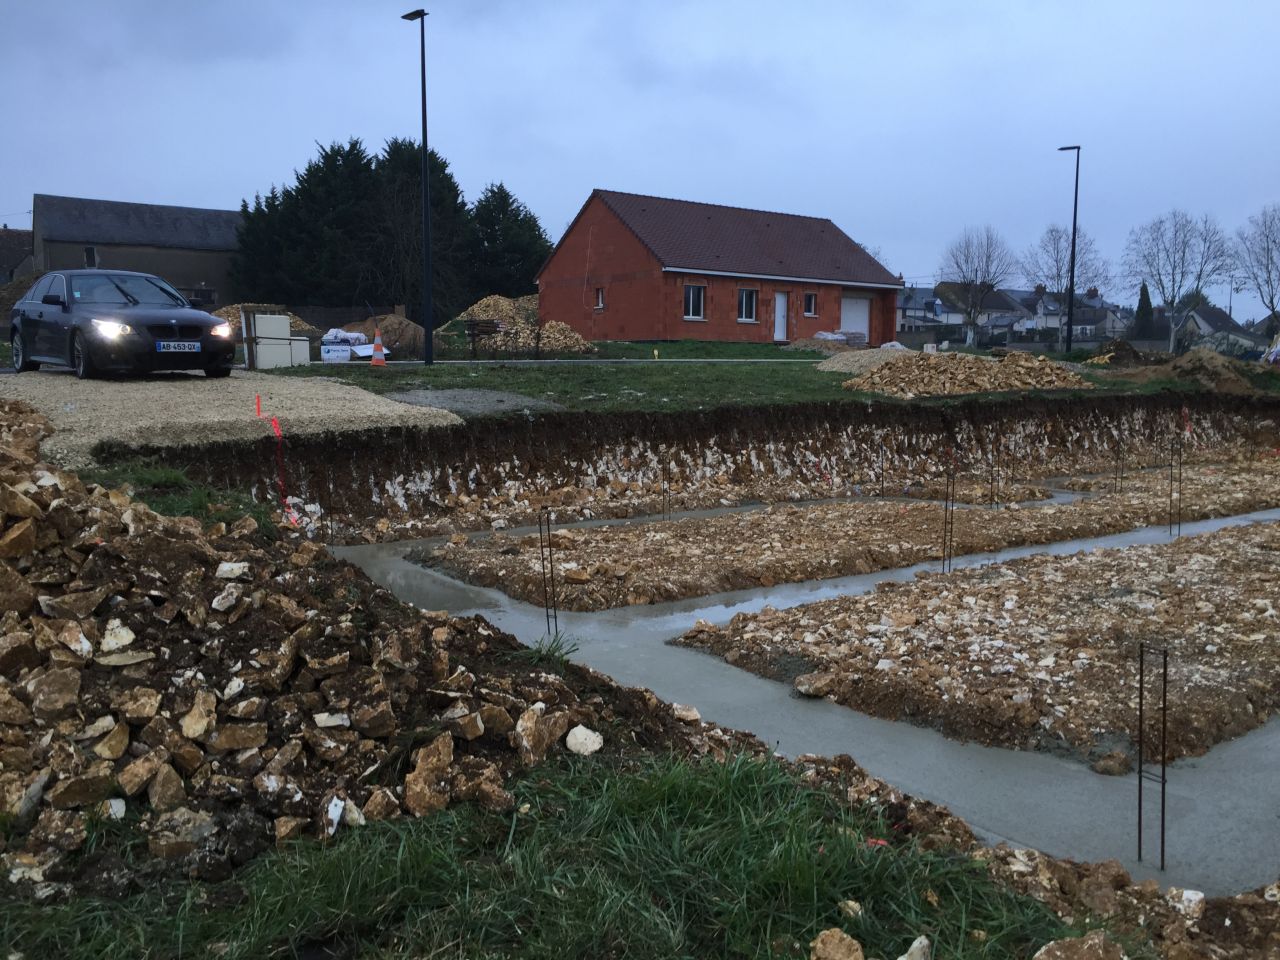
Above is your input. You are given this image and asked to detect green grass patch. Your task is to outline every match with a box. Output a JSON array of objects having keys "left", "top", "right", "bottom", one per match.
[
  {"left": 1, "top": 755, "right": 1107, "bottom": 959},
  {"left": 504, "top": 631, "right": 582, "bottom": 672},
  {"left": 81, "top": 457, "right": 276, "bottom": 532}
]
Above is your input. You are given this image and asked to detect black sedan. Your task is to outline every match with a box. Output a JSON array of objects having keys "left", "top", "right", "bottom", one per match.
[{"left": 9, "top": 269, "right": 236, "bottom": 378}]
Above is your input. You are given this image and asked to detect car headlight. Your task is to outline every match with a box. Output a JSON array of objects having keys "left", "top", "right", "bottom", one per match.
[
  {"left": 211, "top": 322, "right": 233, "bottom": 338},
  {"left": 91, "top": 319, "right": 133, "bottom": 338}
]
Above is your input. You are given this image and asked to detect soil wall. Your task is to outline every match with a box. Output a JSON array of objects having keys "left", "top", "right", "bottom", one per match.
[{"left": 111, "top": 393, "right": 1280, "bottom": 530}]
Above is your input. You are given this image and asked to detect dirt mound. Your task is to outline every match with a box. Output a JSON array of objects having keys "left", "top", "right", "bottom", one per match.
[
  {"left": 212, "top": 304, "right": 322, "bottom": 340},
  {"left": 343, "top": 314, "right": 426, "bottom": 358},
  {"left": 784, "top": 337, "right": 852, "bottom": 355},
  {"left": 1084, "top": 339, "right": 1167, "bottom": 368},
  {"left": 843, "top": 351, "right": 1091, "bottom": 397},
  {"left": 816, "top": 349, "right": 907, "bottom": 376},
  {"left": 0, "top": 399, "right": 748, "bottom": 887},
  {"left": 453, "top": 294, "right": 595, "bottom": 355},
  {"left": 1169, "top": 347, "right": 1256, "bottom": 394}
]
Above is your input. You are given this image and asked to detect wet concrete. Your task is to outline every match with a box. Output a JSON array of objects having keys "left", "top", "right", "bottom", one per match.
[{"left": 335, "top": 507, "right": 1280, "bottom": 896}]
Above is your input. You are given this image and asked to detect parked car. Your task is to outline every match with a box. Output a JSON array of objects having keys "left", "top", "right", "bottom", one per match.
[{"left": 8, "top": 269, "right": 236, "bottom": 379}]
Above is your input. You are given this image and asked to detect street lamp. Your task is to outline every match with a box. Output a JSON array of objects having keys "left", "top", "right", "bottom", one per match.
[
  {"left": 402, "top": 8, "right": 433, "bottom": 364},
  {"left": 1058, "top": 145, "right": 1080, "bottom": 353}
]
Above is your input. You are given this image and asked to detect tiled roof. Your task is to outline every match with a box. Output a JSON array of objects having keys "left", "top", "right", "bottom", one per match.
[
  {"left": 592, "top": 189, "right": 900, "bottom": 286},
  {"left": 33, "top": 194, "right": 241, "bottom": 251}
]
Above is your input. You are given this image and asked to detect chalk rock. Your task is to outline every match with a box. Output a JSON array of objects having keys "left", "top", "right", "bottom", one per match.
[
  {"left": 100, "top": 618, "right": 136, "bottom": 652},
  {"left": 897, "top": 935, "right": 931, "bottom": 960},
  {"left": 215, "top": 561, "right": 250, "bottom": 580},
  {"left": 565, "top": 724, "right": 603, "bottom": 756},
  {"left": 809, "top": 928, "right": 864, "bottom": 960},
  {"left": 1032, "top": 930, "right": 1127, "bottom": 960}
]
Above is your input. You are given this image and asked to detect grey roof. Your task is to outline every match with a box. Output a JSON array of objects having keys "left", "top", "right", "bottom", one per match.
[
  {"left": 1191, "top": 304, "right": 1246, "bottom": 335},
  {"left": 588, "top": 190, "right": 901, "bottom": 286},
  {"left": 32, "top": 194, "right": 241, "bottom": 251}
]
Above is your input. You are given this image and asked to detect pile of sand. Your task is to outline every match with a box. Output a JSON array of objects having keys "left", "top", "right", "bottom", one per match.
[
  {"left": 1169, "top": 347, "right": 1257, "bottom": 394},
  {"left": 844, "top": 351, "right": 1091, "bottom": 398},
  {"left": 212, "top": 304, "right": 322, "bottom": 340},
  {"left": 784, "top": 337, "right": 852, "bottom": 355},
  {"left": 343, "top": 314, "right": 426, "bottom": 358},
  {"left": 816, "top": 349, "right": 908, "bottom": 376}
]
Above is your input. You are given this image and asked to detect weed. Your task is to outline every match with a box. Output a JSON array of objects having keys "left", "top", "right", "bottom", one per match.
[
  {"left": 82, "top": 457, "right": 276, "bottom": 532},
  {"left": 505, "top": 632, "right": 581, "bottom": 672}
]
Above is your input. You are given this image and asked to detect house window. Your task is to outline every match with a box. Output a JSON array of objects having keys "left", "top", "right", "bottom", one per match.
[
  {"left": 737, "top": 288, "right": 757, "bottom": 322},
  {"left": 683, "top": 284, "right": 705, "bottom": 320},
  {"left": 84, "top": 246, "right": 97, "bottom": 268},
  {"left": 803, "top": 292, "right": 817, "bottom": 316},
  {"left": 594, "top": 287, "right": 605, "bottom": 310}
]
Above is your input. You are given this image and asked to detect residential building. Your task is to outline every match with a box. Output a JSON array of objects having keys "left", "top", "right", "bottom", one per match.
[
  {"left": 31, "top": 194, "right": 242, "bottom": 305},
  {"left": 0, "top": 226, "right": 33, "bottom": 282},
  {"left": 537, "top": 190, "right": 902, "bottom": 344}
]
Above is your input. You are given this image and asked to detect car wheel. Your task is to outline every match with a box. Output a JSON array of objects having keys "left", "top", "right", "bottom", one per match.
[
  {"left": 204, "top": 366, "right": 232, "bottom": 379},
  {"left": 11, "top": 331, "right": 39, "bottom": 372},
  {"left": 72, "top": 331, "right": 96, "bottom": 380}
]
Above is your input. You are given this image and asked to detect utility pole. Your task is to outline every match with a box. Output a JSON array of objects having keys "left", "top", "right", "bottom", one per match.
[
  {"left": 1058, "top": 145, "right": 1081, "bottom": 353},
  {"left": 401, "top": 8, "right": 434, "bottom": 364}
]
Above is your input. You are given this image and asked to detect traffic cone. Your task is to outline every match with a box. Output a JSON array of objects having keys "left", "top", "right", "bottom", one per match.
[{"left": 371, "top": 328, "right": 386, "bottom": 367}]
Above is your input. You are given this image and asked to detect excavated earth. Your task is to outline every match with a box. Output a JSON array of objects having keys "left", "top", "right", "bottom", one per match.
[
  {"left": 418, "top": 457, "right": 1280, "bottom": 612},
  {"left": 676, "top": 521, "right": 1280, "bottom": 765},
  {"left": 0, "top": 399, "right": 1277, "bottom": 956}
]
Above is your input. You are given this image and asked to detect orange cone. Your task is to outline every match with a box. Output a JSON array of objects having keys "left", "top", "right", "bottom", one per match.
[{"left": 371, "top": 328, "right": 386, "bottom": 367}]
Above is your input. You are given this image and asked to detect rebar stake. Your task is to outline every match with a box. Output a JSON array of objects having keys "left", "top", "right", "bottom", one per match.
[
  {"left": 537, "top": 509, "right": 559, "bottom": 636},
  {"left": 941, "top": 449, "right": 957, "bottom": 573},
  {"left": 1137, "top": 642, "right": 1169, "bottom": 871}
]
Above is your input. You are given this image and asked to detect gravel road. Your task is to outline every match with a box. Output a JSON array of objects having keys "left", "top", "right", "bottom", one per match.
[{"left": 0, "top": 369, "right": 461, "bottom": 467}]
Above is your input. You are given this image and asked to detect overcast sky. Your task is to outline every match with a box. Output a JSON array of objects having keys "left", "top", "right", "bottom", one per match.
[{"left": 3, "top": 1, "right": 1276, "bottom": 319}]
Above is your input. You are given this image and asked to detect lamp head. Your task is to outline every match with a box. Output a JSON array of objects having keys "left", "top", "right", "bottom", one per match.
[
  {"left": 1058, "top": 145, "right": 1080, "bottom": 152},
  {"left": 401, "top": 9, "right": 427, "bottom": 20}
]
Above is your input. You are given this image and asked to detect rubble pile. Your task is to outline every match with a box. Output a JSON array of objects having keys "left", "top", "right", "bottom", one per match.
[
  {"left": 0, "top": 398, "right": 749, "bottom": 888},
  {"left": 843, "top": 351, "right": 1092, "bottom": 398},
  {"left": 454, "top": 294, "right": 595, "bottom": 355},
  {"left": 816, "top": 349, "right": 906, "bottom": 376},
  {"left": 783, "top": 337, "right": 852, "bottom": 355},
  {"left": 1168, "top": 348, "right": 1257, "bottom": 395},
  {"left": 212, "top": 304, "right": 322, "bottom": 340},
  {"left": 678, "top": 521, "right": 1280, "bottom": 762},
  {"left": 1084, "top": 339, "right": 1166, "bottom": 368},
  {"left": 423, "top": 458, "right": 1280, "bottom": 611}
]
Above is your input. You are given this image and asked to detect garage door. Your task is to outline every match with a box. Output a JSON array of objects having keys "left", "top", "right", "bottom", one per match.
[{"left": 840, "top": 295, "right": 869, "bottom": 335}]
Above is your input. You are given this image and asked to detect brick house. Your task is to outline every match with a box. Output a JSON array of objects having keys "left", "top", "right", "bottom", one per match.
[{"left": 537, "top": 190, "right": 902, "bottom": 344}]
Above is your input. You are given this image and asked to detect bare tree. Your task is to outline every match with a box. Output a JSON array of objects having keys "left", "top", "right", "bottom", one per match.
[
  {"left": 1235, "top": 204, "right": 1280, "bottom": 336},
  {"left": 1020, "top": 225, "right": 1111, "bottom": 296},
  {"left": 1122, "top": 210, "right": 1233, "bottom": 347},
  {"left": 938, "top": 226, "right": 1017, "bottom": 345}
]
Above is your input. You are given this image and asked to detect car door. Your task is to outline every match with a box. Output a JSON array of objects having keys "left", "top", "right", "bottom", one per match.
[
  {"left": 18, "top": 275, "right": 53, "bottom": 356},
  {"left": 39, "top": 274, "right": 71, "bottom": 359}
]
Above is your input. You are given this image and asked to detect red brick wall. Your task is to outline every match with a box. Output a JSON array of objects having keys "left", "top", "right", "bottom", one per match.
[{"left": 539, "top": 196, "right": 901, "bottom": 345}]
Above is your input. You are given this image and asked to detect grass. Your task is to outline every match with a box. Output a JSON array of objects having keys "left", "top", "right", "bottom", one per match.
[
  {"left": 504, "top": 631, "right": 582, "bottom": 672},
  {"left": 80, "top": 458, "right": 276, "bottom": 532},
  {"left": 1, "top": 754, "right": 1118, "bottom": 959}
]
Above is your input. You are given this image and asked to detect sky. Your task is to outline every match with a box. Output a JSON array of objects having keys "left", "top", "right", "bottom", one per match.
[{"left": 2, "top": 0, "right": 1276, "bottom": 320}]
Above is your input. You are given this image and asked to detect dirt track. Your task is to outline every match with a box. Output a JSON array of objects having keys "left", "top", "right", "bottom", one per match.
[{"left": 0, "top": 370, "right": 461, "bottom": 467}]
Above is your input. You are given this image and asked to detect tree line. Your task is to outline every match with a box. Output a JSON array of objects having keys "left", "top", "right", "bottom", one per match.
[
  {"left": 937, "top": 203, "right": 1280, "bottom": 342},
  {"left": 230, "top": 138, "right": 553, "bottom": 325}
]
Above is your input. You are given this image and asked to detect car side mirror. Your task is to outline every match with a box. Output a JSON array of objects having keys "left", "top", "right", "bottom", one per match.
[
  {"left": 187, "top": 297, "right": 205, "bottom": 309},
  {"left": 41, "top": 294, "right": 65, "bottom": 307}
]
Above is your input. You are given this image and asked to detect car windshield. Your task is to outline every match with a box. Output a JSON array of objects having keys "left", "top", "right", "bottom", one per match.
[{"left": 70, "top": 274, "right": 186, "bottom": 306}]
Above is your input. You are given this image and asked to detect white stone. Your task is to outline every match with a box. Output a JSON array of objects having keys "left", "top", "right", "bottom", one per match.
[
  {"left": 896, "top": 935, "right": 931, "bottom": 960},
  {"left": 100, "top": 618, "right": 136, "bottom": 652},
  {"left": 222, "top": 677, "right": 244, "bottom": 700},
  {"left": 565, "top": 724, "right": 603, "bottom": 756},
  {"left": 102, "top": 797, "right": 127, "bottom": 821},
  {"left": 212, "top": 584, "right": 241, "bottom": 612},
  {"left": 323, "top": 795, "right": 345, "bottom": 837},
  {"left": 215, "top": 561, "right": 249, "bottom": 580},
  {"left": 313, "top": 712, "right": 350, "bottom": 728},
  {"left": 672, "top": 703, "right": 701, "bottom": 723},
  {"left": 875, "top": 658, "right": 895, "bottom": 671}
]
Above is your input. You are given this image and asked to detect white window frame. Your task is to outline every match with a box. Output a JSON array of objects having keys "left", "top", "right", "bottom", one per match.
[
  {"left": 803, "top": 292, "right": 818, "bottom": 316},
  {"left": 683, "top": 284, "right": 706, "bottom": 320},
  {"left": 737, "top": 287, "right": 758, "bottom": 323},
  {"left": 594, "top": 287, "right": 605, "bottom": 310}
]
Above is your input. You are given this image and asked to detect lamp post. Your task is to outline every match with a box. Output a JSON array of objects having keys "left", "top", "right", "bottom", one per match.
[
  {"left": 401, "top": 8, "right": 433, "bottom": 364},
  {"left": 1058, "top": 145, "right": 1080, "bottom": 353}
]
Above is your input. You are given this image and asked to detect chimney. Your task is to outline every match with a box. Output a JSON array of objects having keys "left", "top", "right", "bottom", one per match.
[
  {"left": 1086, "top": 286, "right": 1099, "bottom": 299},
  {"left": 1034, "top": 284, "right": 1046, "bottom": 297}
]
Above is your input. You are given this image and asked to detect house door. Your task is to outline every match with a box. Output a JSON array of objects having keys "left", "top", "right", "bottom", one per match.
[
  {"left": 773, "top": 292, "right": 788, "bottom": 341},
  {"left": 840, "top": 295, "right": 870, "bottom": 337}
]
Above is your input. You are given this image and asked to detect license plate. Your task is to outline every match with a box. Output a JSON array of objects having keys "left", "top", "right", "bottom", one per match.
[{"left": 156, "top": 341, "right": 201, "bottom": 353}]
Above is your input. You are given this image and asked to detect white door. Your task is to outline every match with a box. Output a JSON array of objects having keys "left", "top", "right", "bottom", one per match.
[
  {"left": 773, "top": 292, "right": 788, "bottom": 341},
  {"left": 840, "top": 295, "right": 870, "bottom": 335}
]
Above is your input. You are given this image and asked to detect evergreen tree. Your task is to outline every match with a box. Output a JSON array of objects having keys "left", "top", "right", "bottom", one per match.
[
  {"left": 1133, "top": 281, "right": 1154, "bottom": 338},
  {"left": 470, "top": 182, "right": 553, "bottom": 298}
]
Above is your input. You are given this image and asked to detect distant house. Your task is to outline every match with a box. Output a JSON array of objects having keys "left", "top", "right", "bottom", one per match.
[
  {"left": 31, "top": 194, "right": 242, "bottom": 306},
  {"left": 0, "top": 226, "right": 33, "bottom": 282},
  {"left": 1185, "top": 304, "right": 1269, "bottom": 353},
  {"left": 537, "top": 190, "right": 903, "bottom": 344},
  {"left": 897, "top": 285, "right": 966, "bottom": 331}
]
